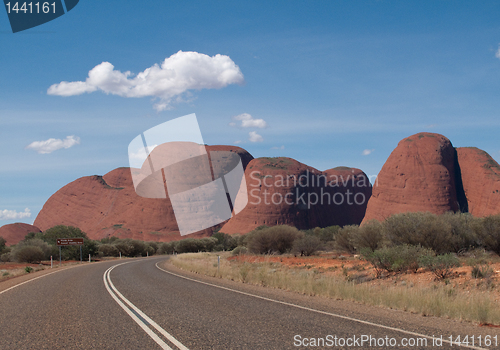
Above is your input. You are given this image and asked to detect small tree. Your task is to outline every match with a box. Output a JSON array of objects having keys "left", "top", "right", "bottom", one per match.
[
  {"left": 13, "top": 246, "right": 45, "bottom": 263},
  {"left": 98, "top": 244, "right": 119, "bottom": 257},
  {"left": 334, "top": 225, "right": 358, "bottom": 253},
  {"left": 247, "top": 225, "right": 301, "bottom": 254},
  {"left": 354, "top": 220, "right": 384, "bottom": 251},
  {"left": 11, "top": 238, "right": 52, "bottom": 262},
  {"left": 293, "top": 235, "right": 321, "bottom": 256},
  {"left": 0, "top": 236, "right": 6, "bottom": 254},
  {"left": 419, "top": 253, "right": 461, "bottom": 280},
  {"left": 478, "top": 215, "right": 500, "bottom": 255}
]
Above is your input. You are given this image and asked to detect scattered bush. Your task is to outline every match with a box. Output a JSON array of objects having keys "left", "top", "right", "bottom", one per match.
[
  {"left": 334, "top": 225, "right": 358, "bottom": 253},
  {"left": 157, "top": 242, "right": 176, "bottom": 255},
  {"left": 354, "top": 220, "right": 384, "bottom": 251},
  {"left": 14, "top": 246, "right": 45, "bottom": 263},
  {"left": 98, "top": 244, "right": 120, "bottom": 257},
  {"left": 212, "top": 231, "right": 238, "bottom": 251},
  {"left": 293, "top": 235, "right": 321, "bottom": 256},
  {"left": 466, "top": 249, "right": 493, "bottom": 279},
  {"left": 471, "top": 265, "right": 493, "bottom": 279},
  {"left": 440, "top": 212, "right": 478, "bottom": 252},
  {"left": 384, "top": 212, "right": 453, "bottom": 254},
  {"left": 231, "top": 246, "right": 248, "bottom": 256},
  {"left": 0, "top": 236, "right": 6, "bottom": 254},
  {"left": 419, "top": 253, "right": 461, "bottom": 280},
  {"left": 24, "top": 266, "right": 33, "bottom": 273},
  {"left": 361, "top": 245, "right": 433, "bottom": 277},
  {"left": 247, "top": 225, "right": 301, "bottom": 254},
  {"left": 33, "top": 225, "right": 98, "bottom": 260},
  {"left": 11, "top": 239, "right": 52, "bottom": 263},
  {"left": 1, "top": 252, "right": 11, "bottom": 262},
  {"left": 478, "top": 215, "right": 500, "bottom": 255}
]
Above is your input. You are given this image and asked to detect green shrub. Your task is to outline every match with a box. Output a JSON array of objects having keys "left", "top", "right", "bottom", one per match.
[
  {"left": 247, "top": 225, "right": 301, "bottom": 254},
  {"left": 199, "top": 237, "right": 218, "bottom": 252},
  {"left": 466, "top": 249, "right": 493, "bottom": 279},
  {"left": 98, "top": 244, "right": 119, "bottom": 257},
  {"left": 35, "top": 225, "right": 98, "bottom": 260},
  {"left": 354, "top": 220, "right": 384, "bottom": 251},
  {"left": 384, "top": 212, "right": 453, "bottom": 254},
  {"left": 144, "top": 244, "right": 156, "bottom": 256},
  {"left": 440, "top": 212, "right": 478, "bottom": 252},
  {"left": 113, "top": 240, "right": 134, "bottom": 256},
  {"left": 14, "top": 246, "right": 45, "bottom": 263},
  {"left": 361, "top": 245, "right": 433, "bottom": 277},
  {"left": 478, "top": 215, "right": 500, "bottom": 255},
  {"left": 471, "top": 265, "right": 493, "bottom": 279},
  {"left": 100, "top": 236, "right": 119, "bottom": 244},
  {"left": 24, "top": 266, "right": 33, "bottom": 273},
  {"left": 231, "top": 246, "right": 248, "bottom": 256},
  {"left": 212, "top": 232, "right": 238, "bottom": 251},
  {"left": 157, "top": 242, "right": 176, "bottom": 255},
  {"left": 293, "top": 235, "right": 321, "bottom": 256},
  {"left": 175, "top": 238, "right": 216, "bottom": 254},
  {"left": 1, "top": 252, "right": 11, "bottom": 262},
  {"left": 419, "top": 253, "right": 461, "bottom": 279},
  {"left": 112, "top": 239, "right": 150, "bottom": 257},
  {"left": 147, "top": 242, "right": 159, "bottom": 254},
  {"left": 334, "top": 225, "right": 358, "bottom": 253},
  {"left": 0, "top": 236, "right": 6, "bottom": 254},
  {"left": 11, "top": 239, "right": 52, "bottom": 262}
]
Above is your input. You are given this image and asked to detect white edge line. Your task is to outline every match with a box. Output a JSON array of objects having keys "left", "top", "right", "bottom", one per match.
[
  {"left": 104, "top": 265, "right": 173, "bottom": 350},
  {"left": 0, "top": 263, "right": 84, "bottom": 296},
  {"left": 155, "top": 262, "right": 487, "bottom": 350},
  {"left": 105, "top": 262, "right": 189, "bottom": 350}
]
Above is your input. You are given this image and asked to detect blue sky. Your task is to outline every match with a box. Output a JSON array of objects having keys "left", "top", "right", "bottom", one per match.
[{"left": 1, "top": 0, "right": 500, "bottom": 225}]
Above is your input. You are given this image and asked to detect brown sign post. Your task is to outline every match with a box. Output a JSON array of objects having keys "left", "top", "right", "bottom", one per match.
[
  {"left": 56, "top": 238, "right": 84, "bottom": 265},
  {"left": 56, "top": 238, "right": 84, "bottom": 246}
]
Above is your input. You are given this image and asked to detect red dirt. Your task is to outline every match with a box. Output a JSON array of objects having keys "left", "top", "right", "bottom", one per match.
[{"left": 228, "top": 253, "right": 500, "bottom": 300}]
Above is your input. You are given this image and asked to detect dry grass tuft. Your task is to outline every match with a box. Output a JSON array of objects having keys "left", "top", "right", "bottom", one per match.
[{"left": 170, "top": 252, "right": 500, "bottom": 325}]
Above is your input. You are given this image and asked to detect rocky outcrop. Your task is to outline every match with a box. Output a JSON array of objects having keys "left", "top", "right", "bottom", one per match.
[
  {"left": 456, "top": 147, "right": 500, "bottom": 217},
  {"left": 0, "top": 223, "right": 41, "bottom": 246},
  {"left": 220, "top": 157, "right": 371, "bottom": 234},
  {"left": 362, "top": 133, "right": 461, "bottom": 223},
  {"left": 34, "top": 145, "right": 254, "bottom": 241}
]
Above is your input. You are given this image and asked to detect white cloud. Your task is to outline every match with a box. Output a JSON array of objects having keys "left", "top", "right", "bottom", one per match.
[
  {"left": 48, "top": 51, "right": 244, "bottom": 110},
  {"left": 249, "top": 131, "right": 263, "bottom": 142},
  {"left": 0, "top": 208, "right": 31, "bottom": 220},
  {"left": 271, "top": 145, "right": 285, "bottom": 150},
  {"left": 234, "top": 140, "right": 242, "bottom": 144},
  {"left": 230, "top": 113, "right": 267, "bottom": 128},
  {"left": 362, "top": 149, "right": 375, "bottom": 156},
  {"left": 26, "top": 135, "right": 80, "bottom": 154},
  {"left": 129, "top": 145, "right": 158, "bottom": 160},
  {"left": 496, "top": 45, "right": 500, "bottom": 59}
]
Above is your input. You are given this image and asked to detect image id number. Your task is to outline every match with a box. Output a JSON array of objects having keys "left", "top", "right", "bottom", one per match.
[{"left": 5, "top": 2, "right": 56, "bottom": 14}]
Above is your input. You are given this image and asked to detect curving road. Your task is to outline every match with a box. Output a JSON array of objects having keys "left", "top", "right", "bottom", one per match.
[{"left": 0, "top": 257, "right": 498, "bottom": 349}]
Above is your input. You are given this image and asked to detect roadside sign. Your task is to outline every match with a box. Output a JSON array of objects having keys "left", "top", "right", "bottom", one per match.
[{"left": 56, "top": 238, "right": 84, "bottom": 246}]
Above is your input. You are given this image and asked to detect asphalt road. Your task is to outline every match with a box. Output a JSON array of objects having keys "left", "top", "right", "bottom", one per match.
[{"left": 0, "top": 257, "right": 499, "bottom": 349}]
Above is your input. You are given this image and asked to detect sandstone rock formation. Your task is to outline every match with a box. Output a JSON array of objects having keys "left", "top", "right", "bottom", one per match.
[
  {"left": 34, "top": 145, "right": 253, "bottom": 242},
  {"left": 0, "top": 223, "right": 41, "bottom": 246},
  {"left": 362, "top": 133, "right": 462, "bottom": 223},
  {"left": 220, "top": 157, "right": 372, "bottom": 234},
  {"left": 456, "top": 147, "right": 500, "bottom": 217}
]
